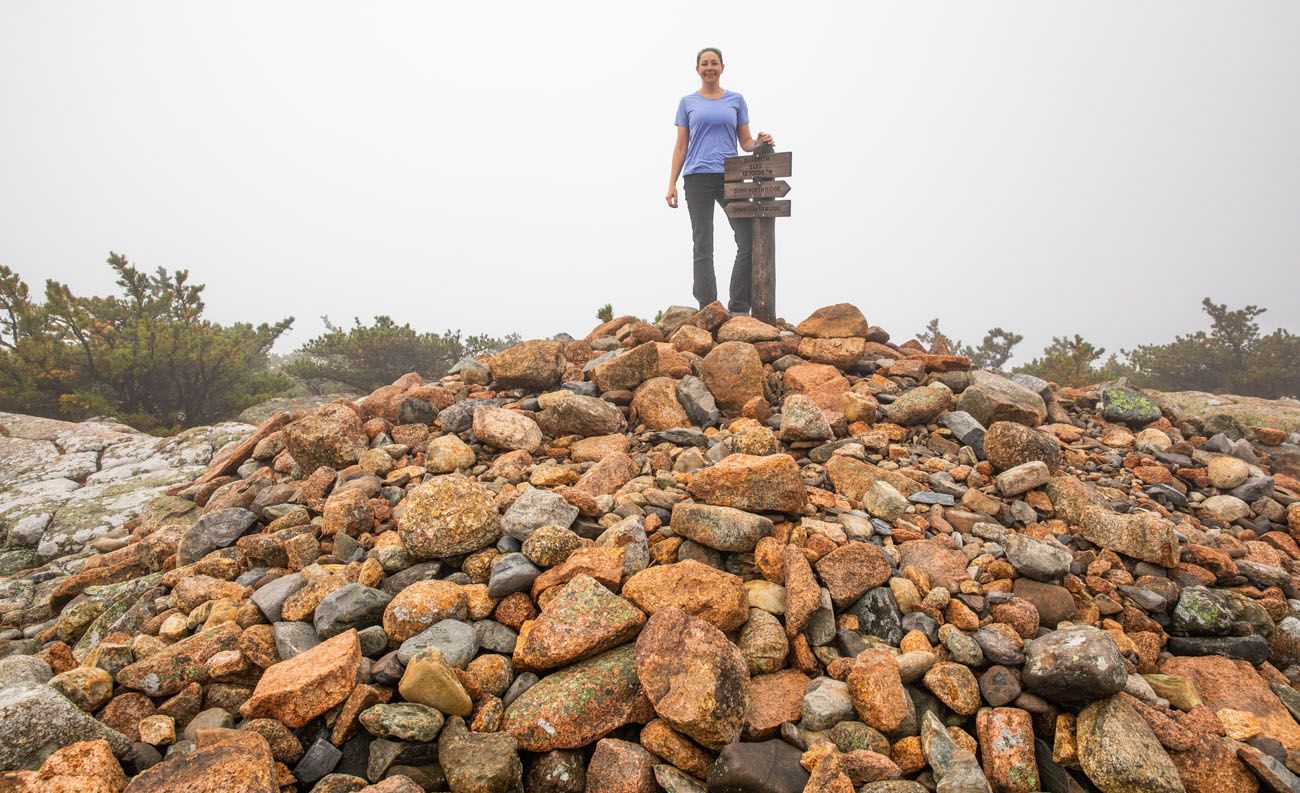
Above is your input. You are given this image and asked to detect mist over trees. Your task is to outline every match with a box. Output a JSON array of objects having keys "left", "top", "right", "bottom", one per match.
[
  {"left": 2, "top": 253, "right": 1296, "bottom": 435},
  {"left": 0, "top": 255, "right": 515, "bottom": 433},
  {"left": 0, "top": 254, "right": 291, "bottom": 433},
  {"left": 285, "top": 317, "right": 518, "bottom": 394}
]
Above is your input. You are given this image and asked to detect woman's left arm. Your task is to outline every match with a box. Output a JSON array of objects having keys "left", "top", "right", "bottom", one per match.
[{"left": 737, "top": 124, "right": 775, "bottom": 153}]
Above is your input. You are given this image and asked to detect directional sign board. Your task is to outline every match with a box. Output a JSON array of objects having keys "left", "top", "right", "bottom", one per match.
[
  {"left": 724, "top": 151, "right": 793, "bottom": 181},
  {"left": 724, "top": 180, "right": 791, "bottom": 200},
  {"left": 725, "top": 200, "right": 791, "bottom": 219}
]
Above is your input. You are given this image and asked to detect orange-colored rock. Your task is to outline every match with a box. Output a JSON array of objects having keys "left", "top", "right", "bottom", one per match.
[
  {"left": 631, "top": 377, "right": 691, "bottom": 430},
  {"left": 744, "top": 669, "right": 810, "bottom": 739},
  {"left": 120, "top": 730, "right": 277, "bottom": 793},
  {"left": 795, "top": 304, "right": 870, "bottom": 339},
  {"left": 635, "top": 608, "right": 750, "bottom": 748},
  {"left": 798, "top": 337, "right": 865, "bottom": 369},
  {"left": 514, "top": 575, "right": 646, "bottom": 671},
  {"left": 976, "top": 707, "right": 1039, "bottom": 793},
  {"left": 382, "top": 579, "right": 468, "bottom": 642},
  {"left": 699, "top": 342, "right": 765, "bottom": 413},
  {"left": 573, "top": 452, "right": 639, "bottom": 496},
  {"left": 622, "top": 560, "right": 749, "bottom": 632},
  {"left": 847, "top": 649, "right": 910, "bottom": 734},
  {"left": 824, "top": 455, "right": 924, "bottom": 501},
  {"left": 783, "top": 364, "right": 850, "bottom": 409},
  {"left": 814, "top": 541, "right": 891, "bottom": 608},
  {"left": 0, "top": 739, "right": 127, "bottom": 793},
  {"left": 1161, "top": 655, "right": 1300, "bottom": 752},
  {"left": 685, "top": 453, "right": 807, "bottom": 513},
  {"left": 239, "top": 629, "right": 360, "bottom": 728},
  {"left": 530, "top": 545, "right": 625, "bottom": 598}
]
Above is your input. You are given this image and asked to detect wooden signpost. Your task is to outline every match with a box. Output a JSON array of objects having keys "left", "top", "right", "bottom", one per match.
[{"left": 724, "top": 144, "right": 791, "bottom": 324}]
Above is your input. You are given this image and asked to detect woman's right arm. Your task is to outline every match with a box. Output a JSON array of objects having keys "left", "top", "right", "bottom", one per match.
[{"left": 666, "top": 126, "right": 689, "bottom": 208}]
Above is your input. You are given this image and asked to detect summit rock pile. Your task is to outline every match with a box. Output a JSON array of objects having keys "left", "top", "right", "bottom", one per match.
[{"left": 3, "top": 300, "right": 1300, "bottom": 792}]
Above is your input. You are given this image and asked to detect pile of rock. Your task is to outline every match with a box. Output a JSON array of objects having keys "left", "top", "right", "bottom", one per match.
[{"left": 3, "top": 300, "right": 1300, "bottom": 793}]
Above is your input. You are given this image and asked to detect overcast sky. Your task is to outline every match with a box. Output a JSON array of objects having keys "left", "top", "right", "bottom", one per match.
[{"left": 2, "top": 2, "right": 1297, "bottom": 365}]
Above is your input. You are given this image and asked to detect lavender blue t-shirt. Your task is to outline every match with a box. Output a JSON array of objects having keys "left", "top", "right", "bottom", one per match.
[{"left": 675, "top": 91, "right": 750, "bottom": 175}]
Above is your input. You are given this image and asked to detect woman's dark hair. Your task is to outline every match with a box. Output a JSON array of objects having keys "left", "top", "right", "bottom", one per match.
[{"left": 696, "top": 48, "right": 723, "bottom": 66}]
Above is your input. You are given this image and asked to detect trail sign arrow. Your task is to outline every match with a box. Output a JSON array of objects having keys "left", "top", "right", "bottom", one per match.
[
  {"left": 724, "top": 180, "right": 791, "bottom": 200},
  {"left": 724, "top": 151, "right": 793, "bottom": 181},
  {"left": 724, "top": 200, "right": 792, "bottom": 219}
]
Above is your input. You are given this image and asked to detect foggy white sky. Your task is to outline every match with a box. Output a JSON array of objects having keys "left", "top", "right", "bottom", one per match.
[{"left": 2, "top": 2, "right": 1298, "bottom": 365}]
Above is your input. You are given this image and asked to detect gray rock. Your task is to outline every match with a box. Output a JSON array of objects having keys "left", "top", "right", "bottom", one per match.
[
  {"left": 1004, "top": 533, "right": 1071, "bottom": 582},
  {"left": 909, "top": 491, "right": 956, "bottom": 506},
  {"left": 474, "top": 620, "right": 519, "bottom": 654},
  {"left": 438, "top": 399, "right": 505, "bottom": 434},
  {"left": 1099, "top": 385, "right": 1161, "bottom": 426},
  {"left": 360, "top": 702, "right": 445, "bottom": 742},
  {"left": 940, "top": 410, "right": 987, "bottom": 456},
  {"left": 801, "top": 676, "right": 854, "bottom": 731},
  {"left": 1011, "top": 373, "right": 1052, "bottom": 401},
  {"left": 502, "top": 672, "right": 539, "bottom": 708},
  {"left": 397, "top": 619, "right": 478, "bottom": 667},
  {"left": 1231, "top": 476, "right": 1275, "bottom": 503},
  {"left": 1171, "top": 586, "right": 1234, "bottom": 636},
  {"left": 294, "top": 737, "right": 343, "bottom": 784},
  {"left": 501, "top": 488, "right": 579, "bottom": 541},
  {"left": 973, "top": 627, "right": 1025, "bottom": 665},
  {"left": 655, "top": 428, "right": 708, "bottom": 447},
  {"left": 380, "top": 562, "right": 442, "bottom": 596},
  {"left": 920, "top": 711, "right": 992, "bottom": 793},
  {"left": 955, "top": 372, "right": 1047, "bottom": 428},
  {"left": 669, "top": 503, "right": 772, "bottom": 552},
  {"left": 0, "top": 683, "right": 132, "bottom": 770},
  {"left": 251, "top": 572, "right": 307, "bottom": 624},
  {"left": 849, "top": 587, "right": 903, "bottom": 646},
  {"left": 487, "top": 553, "right": 542, "bottom": 598},
  {"left": 1022, "top": 626, "right": 1126, "bottom": 702},
  {"left": 0, "top": 655, "right": 52, "bottom": 689},
  {"left": 655, "top": 764, "right": 707, "bottom": 793},
  {"left": 314, "top": 584, "right": 392, "bottom": 640},
  {"left": 676, "top": 375, "right": 721, "bottom": 428},
  {"left": 176, "top": 507, "right": 257, "bottom": 565},
  {"left": 273, "top": 621, "right": 321, "bottom": 660},
  {"left": 1166, "top": 635, "right": 1269, "bottom": 663},
  {"left": 357, "top": 625, "right": 389, "bottom": 657}
]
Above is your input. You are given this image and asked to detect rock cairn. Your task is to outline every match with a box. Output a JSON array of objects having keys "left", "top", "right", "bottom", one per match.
[{"left": 2, "top": 300, "right": 1300, "bottom": 793}]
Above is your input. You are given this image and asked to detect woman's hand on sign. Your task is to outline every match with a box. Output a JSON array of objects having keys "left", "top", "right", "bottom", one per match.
[
  {"left": 666, "top": 185, "right": 679, "bottom": 208},
  {"left": 757, "top": 131, "right": 774, "bottom": 147}
]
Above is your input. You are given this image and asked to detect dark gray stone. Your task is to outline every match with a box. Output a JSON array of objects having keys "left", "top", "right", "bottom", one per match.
[
  {"left": 487, "top": 553, "right": 542, "bottom": 598},
  {"left": 1166, "top": 635, "right": 1270, "bottom": 663},
  {"left": 473, "top": 620, "right": 518, "bottom": 654},
  {"left": 677, "top": 375, "right": 721, "bottom": 428},
  {"left": 849, "top": 587, "right": 903, "bottom": 646},
  {"left": 294, "top": 737, "right": 343, "bottom": 784},
  {"left": 273, "top": 621, "right": 321, "bottom": 660},
  {"left": 314, "top": 584, "right": 392, "bottom": 640},
  {"left": 177, "top": 508, "right": 257, "bottom": 565},
  {"left": 706, "top": 739, "right": 809, "bottom": 793},
  {"left": 1022, "top": 626, "right": 1126, "bottom": 701},
  {"left": 251, "top": 572, "right": 307, "bottom": 624},
  {"left": 396, "top": 619, "right": 478, "bottom": 667},
  {"left": 501, "top": 488, "right": 579, "bottom": 541}
]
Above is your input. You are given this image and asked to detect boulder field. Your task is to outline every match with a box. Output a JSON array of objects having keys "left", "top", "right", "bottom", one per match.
[{"left": 2, "top": 300, "right": 1300, "bottom": 792}]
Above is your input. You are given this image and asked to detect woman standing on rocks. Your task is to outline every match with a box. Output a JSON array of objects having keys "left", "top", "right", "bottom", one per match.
[{"left": 666, "top": 47, "right": 774, "bottom": 316}]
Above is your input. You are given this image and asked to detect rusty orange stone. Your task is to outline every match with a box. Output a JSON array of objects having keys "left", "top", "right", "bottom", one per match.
[{"left": 239, "top": 629, "right": 360, "bottom": 729}]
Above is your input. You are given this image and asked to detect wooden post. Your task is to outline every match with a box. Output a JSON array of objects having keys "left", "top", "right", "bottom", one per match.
[{"left": 750, "top": 141, "right": 776, "bottom": 324}]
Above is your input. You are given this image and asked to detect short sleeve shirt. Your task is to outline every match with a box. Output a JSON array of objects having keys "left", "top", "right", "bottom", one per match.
[{"left": 675, "top": 91, "right": 749, "bottom": 175}]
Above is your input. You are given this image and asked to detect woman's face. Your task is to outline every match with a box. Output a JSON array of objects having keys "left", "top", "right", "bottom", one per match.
[{"left": 696, "top": 51, "right": 723, "bottom": 83}]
